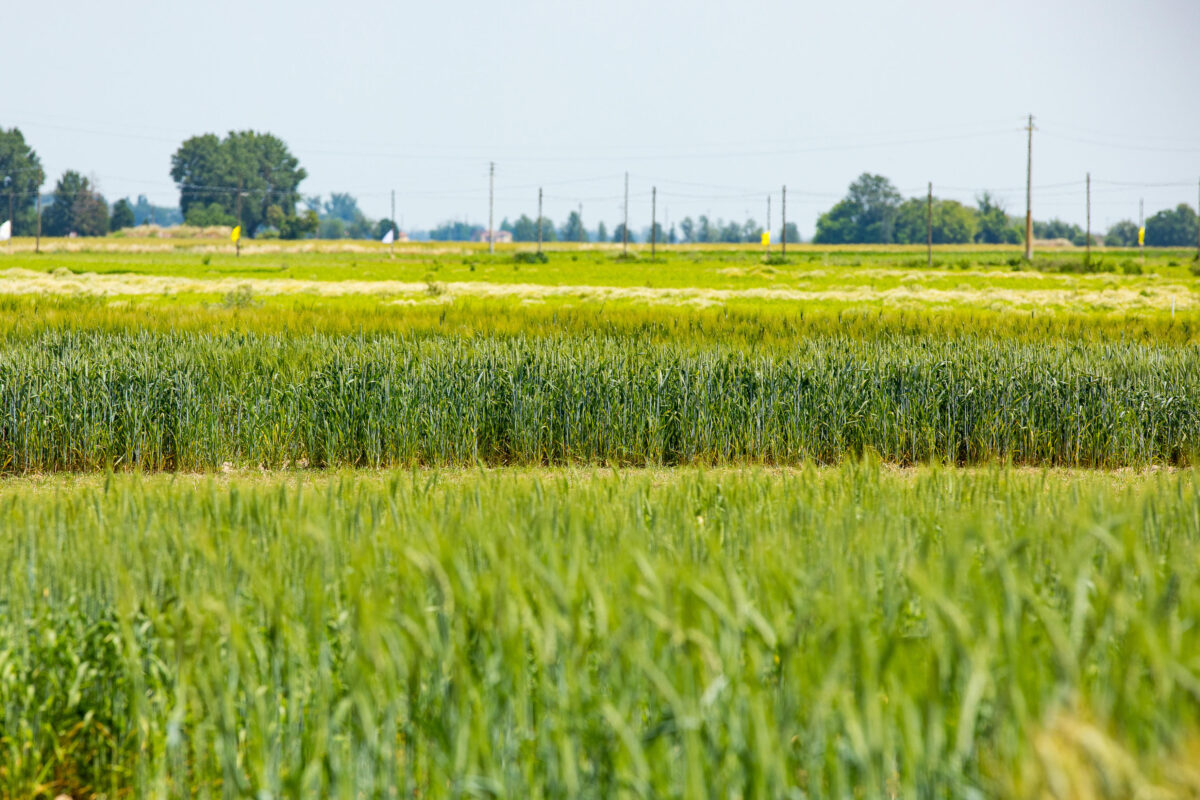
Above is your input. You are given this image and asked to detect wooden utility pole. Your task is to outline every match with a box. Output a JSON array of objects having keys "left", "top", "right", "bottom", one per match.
[
  {"left": 488, "top": 162, "right": 495, "bottom": 255},
  {"left": 235, "top": 180, "right": 243, "bottom": 257},
  {"left": 926, "top": 181, "right": 933, "bottom": 268},
  {"left": 536, "top": 187, "right": 543, "bottom": 255},
  {"left": 35, "top": 187, "right": 41, "bottom": 254},
  {"left": 1024, "top": 113, "right": 1034, "bottom": 261},
  {"left": 1085, "top": 173, "right": 1091, "bottom": 266},
  {"left": 578, "top": 202, "right": 584, "bottom": 244},
  {"left": 651, "top": 186, "right": 657, "bottom": 260},
  {"left": 781, "top": 184, "right": 787, "bottom": 258},
  {"left": 622, "top": 172, "right": 629, "bottom": 256},
  {"left": 390, "top": 189, "right": 396, "bottom": 258}
]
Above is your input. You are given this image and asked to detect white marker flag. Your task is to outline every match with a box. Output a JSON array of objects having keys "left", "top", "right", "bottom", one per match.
[
  {"left": 0, "top": 220, "right": 10, "bottom": 241},
  {"left": 381, "top": 228, "right": 395, "bottom": 244}
]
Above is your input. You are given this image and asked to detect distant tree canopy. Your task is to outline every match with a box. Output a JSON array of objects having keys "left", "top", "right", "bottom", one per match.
[
  {"left": 170, "top": 131, "right": 306, "bottom": 238},
  {"left": 43, "top": 171, "right": 108, "bottom": 237},
  {"left": 717, "top": 219, "right": 746, "bottom": 244},
  {"left": 1033, "top": 218, "right": 1088, "bottom": 246},
  {"left": 266, "top": 205, "right": 319, "bottom": 240},
  {"left": 811, "top": 177, "right": 1030, "bottom": 245},
  {"left": 611, "top": 223, "right": 637, "bottom": 244},
  {"left": 1146, "top": 204, "right": 1199, "bottom": 247},
  {"left": 315, "top": 192, "right": 374, "bottom": 239},
  {"left": 374, "top": 218, "right": 397, "bottom": 240},
  {"left": 110, "top": 198, "right": 135, "bottom": 231},
  {"left": 510, "top": 214, "right": 557, "bottom": 243},
  {"left": 429, "top": 221, "right": 482, "bottom": 241},
  {"left": 323, "top": 192, "right": 361, "bottom": 223},
  {"left": 318, "top": 218, "right": 345, "bottom": 239},
  {"left": 511, "top": 215, "right": 536, "bottom": 242},
  {"left": 893, "top": 198, "right": 978, "bottom": 245},
  {"left": 668, "top": 215, "right": 794, "bottom": 244},
  {"left": 131, "top": 194, "right": 182, "bottom": 227},
  {"left": 0, "top": 127, "right": 44, "bottom": 235},
  {"left": 1105, "top": 220, "right": 1139, "bottom": 247},
  {"left": 813, "top": 174, "right": 903, "bottom": 244},
  {"left": 403, "top": 194, "right": 1195, "bottom": 247},
  {"left": 185, "top": 203, "right": 237, "bottom": 228},
  {"left": 973, "top": 193, "right": 1022, "bottom": 245},
  {"left": 560, "top": 210, "right": 587, "bottom": 242}
]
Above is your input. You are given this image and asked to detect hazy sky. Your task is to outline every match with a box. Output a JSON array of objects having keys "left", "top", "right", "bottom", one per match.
[{"left": 4, "top": 0, "right": 1199, "bottom": 236}]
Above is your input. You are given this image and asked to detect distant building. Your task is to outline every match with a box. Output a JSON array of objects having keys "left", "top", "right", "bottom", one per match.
[
  {"left": 472, "top": 229, "right": 513, "bottom": 244},
  {"left": 396, "top": 230, "right": 410, "bottom": 242}
]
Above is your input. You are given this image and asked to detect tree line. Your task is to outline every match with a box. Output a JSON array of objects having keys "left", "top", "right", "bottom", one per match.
[
  {"left": 424, "top": 213, "right": 803, "bottom": 245},
  {"left": 813, "top": 173, "right": 1199, "bottom": 248},
  {"left": 2, "top": 126, "right": 1197, "bottom": 246}
]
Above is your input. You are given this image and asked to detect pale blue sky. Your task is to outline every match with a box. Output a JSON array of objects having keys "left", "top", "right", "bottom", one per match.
[{"left": 3, "top": 0, "right": 1198, "bottom": 236}]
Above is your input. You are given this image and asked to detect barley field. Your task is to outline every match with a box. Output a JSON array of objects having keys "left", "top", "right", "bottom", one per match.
[
  {"left": 2, "top": 240, "right": 1200, "bottom": 798},
  {"left": 3, "top": 330, "right": 1200, "bottom": 472},
  {"left": 4, "top": 465, "right": 1200, "bottom": 799}
]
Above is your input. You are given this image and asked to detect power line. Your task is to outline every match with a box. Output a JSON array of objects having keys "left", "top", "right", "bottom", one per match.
[{"left": 1040, "top": 130, "right": 1200, "bottom": 154}]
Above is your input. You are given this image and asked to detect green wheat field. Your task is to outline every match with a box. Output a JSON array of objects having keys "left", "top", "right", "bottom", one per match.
[{"left": 2, "top": 239, "right": 1200, "bottom": 798}]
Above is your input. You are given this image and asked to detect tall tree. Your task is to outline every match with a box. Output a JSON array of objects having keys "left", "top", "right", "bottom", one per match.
[
  {"left": 974, "top": 192, "right": 1021, "bottom": 244},
  {"left": 561, "top": 210, "right": 587, "bottom": 242},
  {"left": 813, "top": 174, "right": 903, "bottom": 244},
  {"left": 170, "top": 130, "right": 307, "bottom": 238},
  {"left": 44, "top": 171, "right": 108, "bottom": 237},
  {"left": 679, "top": 217, "right": 695, "bottom": 243},
  {"left": 511, "top": 214, "right": 538, "bottom": 242},
  {"left": 611, "top": 223, "right": 636, "bottom": 243},
  {"left": 741, "top": 218, "right": 763, "bottom": 242},
  {"left": 323, "top": 192, "right": 362, "bottom": 222},
  {"left": 73, "top": 190, "right": 110, "bottom": 236},
  {"left": 110, "top": 198, "right": 136, "bottom": 231},
  {"left": 0, "top": 127, "right": 44, "bottom": 235},
  {"left": 374, "top": 218, "right": 397, "bottom": 240}
]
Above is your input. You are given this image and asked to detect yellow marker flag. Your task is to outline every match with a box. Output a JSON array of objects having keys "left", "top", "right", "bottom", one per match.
[
  {"left": 761, "top": 231, "right": 770, "bottom": 247},
  {"left": 1138, "top": 226, "right": 1145, "bottom": 246},
  {"left": 231, "top": 225, "right": 241, "bottom": 243}
]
